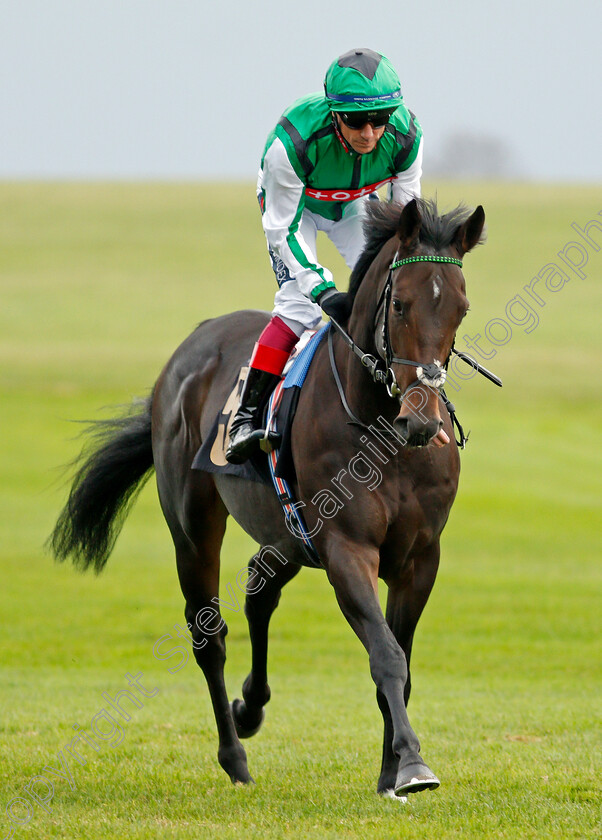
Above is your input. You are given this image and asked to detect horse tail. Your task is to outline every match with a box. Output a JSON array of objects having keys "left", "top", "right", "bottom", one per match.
[{"left": 48, "top": 393, "right": 155, "bottom": 573}]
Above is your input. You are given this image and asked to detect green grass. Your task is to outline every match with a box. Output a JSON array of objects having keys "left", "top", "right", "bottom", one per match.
[{"left": 0, "top": 181, "right": 600, "bottom": 839}]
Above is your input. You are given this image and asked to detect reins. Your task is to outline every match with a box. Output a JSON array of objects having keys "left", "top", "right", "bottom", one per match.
[{"left": 327, "top": 252, "right": 502, "bottom": 447}]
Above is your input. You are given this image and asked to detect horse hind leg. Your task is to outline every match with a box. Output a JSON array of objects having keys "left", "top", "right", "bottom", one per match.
[
  {"left": 169, "top": 487, "right": 252, "bottom": 785},
  {"left": 231, "top": 544, "right": 301, "bottom": 738}
]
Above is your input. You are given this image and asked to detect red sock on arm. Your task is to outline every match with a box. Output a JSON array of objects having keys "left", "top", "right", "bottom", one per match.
[{"left": 249, "top": 316, "right": 300, "bottom": 375}]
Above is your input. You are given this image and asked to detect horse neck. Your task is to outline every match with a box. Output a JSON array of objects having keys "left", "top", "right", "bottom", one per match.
[
  {"left": 336, "top": 259, "right": 397, "bottom": 425},
  {"left": 347, "top": 244, "right": 391, "bottom": 354},
  {"left": 332, "top": 334, "right": 395, "bottom": 428}
]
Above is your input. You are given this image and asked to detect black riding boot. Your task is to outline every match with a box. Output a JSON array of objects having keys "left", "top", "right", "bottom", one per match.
[{"left": 225, "top": 368, "right": 281, "bottom": 464}]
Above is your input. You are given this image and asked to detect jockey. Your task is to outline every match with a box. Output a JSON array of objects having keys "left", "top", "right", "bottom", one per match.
[{"left": 226, "top": 47, "right": 423, "bottom": 464}]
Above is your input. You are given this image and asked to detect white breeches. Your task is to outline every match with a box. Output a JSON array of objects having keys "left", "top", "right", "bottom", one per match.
[{"left": 269, "top": 199, "right": 369, "bottom": 335}]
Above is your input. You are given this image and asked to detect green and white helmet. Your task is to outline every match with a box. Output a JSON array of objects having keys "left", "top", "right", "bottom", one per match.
[{"left": 324, "top": 48, "right": 403, "bottom": 113}]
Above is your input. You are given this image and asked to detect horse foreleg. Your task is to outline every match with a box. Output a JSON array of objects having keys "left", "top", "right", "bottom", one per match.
[
  {"left": 376, "top": 543, "right": 441, "bottom": 796},
  {"left": 231, "top": 545, "right": 301, "bottom": 738},
  {"left": 326, "top": 540, "right": 439, "bottom": 797}
]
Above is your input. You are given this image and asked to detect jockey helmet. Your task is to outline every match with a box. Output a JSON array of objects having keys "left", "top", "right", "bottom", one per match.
[{"left": 324, "top": 48, "right": 403, "bottom": 114}]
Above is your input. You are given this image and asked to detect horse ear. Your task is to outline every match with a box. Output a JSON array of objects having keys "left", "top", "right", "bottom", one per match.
[
  {"left": 453, "top": 205, "right": 486, "bottom": 256},
  {"left": 398, "top": 198, "right": 422, "bottom": 250}
]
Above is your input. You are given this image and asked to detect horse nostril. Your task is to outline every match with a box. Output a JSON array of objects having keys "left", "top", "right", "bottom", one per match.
[
  {"left": 393, "top": 416, "right": 410, "bottom": 445},
  {"left": 394, "top": 414, "right": 443, "bottom": 449}
]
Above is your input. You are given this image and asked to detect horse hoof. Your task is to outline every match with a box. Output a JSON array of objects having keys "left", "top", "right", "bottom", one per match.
[
  {"left": 217, "top": 742, "right": 252, "bottom": 785},
  {"left": 230, "top": 698, "right": 265, "bottom": 739},
  {"left": 395, "top": 763, "right": 440, "bottom": 796}
]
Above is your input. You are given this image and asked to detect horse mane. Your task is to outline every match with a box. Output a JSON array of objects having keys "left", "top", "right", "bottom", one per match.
[{"left": 348, "top": 197, "right": 480, "bottom": 303}]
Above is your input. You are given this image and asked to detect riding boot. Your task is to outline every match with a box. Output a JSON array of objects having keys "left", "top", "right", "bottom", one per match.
[{"left": 225, "top": 367, "right": 282, "bottom": 464}]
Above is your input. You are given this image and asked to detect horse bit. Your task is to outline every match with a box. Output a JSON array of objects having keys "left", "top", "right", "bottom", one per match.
[{"left": 327, "top": 253, "right": 502, "bottom": 447}]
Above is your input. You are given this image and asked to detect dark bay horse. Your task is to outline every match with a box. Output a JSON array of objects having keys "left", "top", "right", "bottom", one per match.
[{"left": 49, "top": 197, "right": 485, "bottom": 798}]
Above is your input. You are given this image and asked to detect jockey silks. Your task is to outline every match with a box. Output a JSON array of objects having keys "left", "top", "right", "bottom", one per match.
[{"left": 258, "top": 92, "right": 423, "bottom": 306}]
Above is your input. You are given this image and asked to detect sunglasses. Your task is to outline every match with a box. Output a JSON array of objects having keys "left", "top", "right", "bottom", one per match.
[{"left": 338, "top": 108, "right": 396, "bottom": 129}]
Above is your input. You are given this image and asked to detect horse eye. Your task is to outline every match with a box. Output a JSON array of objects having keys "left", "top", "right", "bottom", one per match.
[{"left": 392, "top": 298, "right": 403, "bottom": 314}]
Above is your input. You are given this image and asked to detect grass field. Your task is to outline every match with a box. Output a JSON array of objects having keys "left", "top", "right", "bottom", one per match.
[{"left": 0, "top": 181, "right": 600, "bottom": 839}]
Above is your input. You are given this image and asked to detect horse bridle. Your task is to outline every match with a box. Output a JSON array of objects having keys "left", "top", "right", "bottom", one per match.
[
  {"left": 379, "top": 253, "right": 465, "bottom": 399},
  {"left": 327, "top": 252, "right": 502, "bottom": 446},
  {"left": 329, "top": 253, "right": 463, "bottom": 397}
]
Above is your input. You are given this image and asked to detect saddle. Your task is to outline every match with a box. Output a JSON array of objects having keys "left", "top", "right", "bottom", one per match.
[{"left": 191, "top": 325, "right": 327, "bottom": 486}]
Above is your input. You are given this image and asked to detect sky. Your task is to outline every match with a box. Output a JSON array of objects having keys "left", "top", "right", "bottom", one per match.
[{"left": 1, "top": 0, "right": 600, "bottom": 182}]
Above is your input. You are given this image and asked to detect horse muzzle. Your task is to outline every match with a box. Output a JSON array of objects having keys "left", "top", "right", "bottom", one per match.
[
  {"left": 393, "top": 413, "right": 444, "bottom": 448},
  {"left": 393, "top": 379, "right": 444, "bottom": 448}
]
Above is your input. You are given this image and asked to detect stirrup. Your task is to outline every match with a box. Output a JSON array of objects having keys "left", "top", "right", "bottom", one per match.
[
  {"left": 226, "top": 426, "right": 282, "bottom": 464},
  {"left": 258, "top": 429, "right": 282, "bottom": 453}
]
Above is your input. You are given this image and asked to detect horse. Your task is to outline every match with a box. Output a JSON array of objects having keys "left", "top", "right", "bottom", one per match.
[{"left": 49, "top": 197, "right": 486, "bottom": 798}]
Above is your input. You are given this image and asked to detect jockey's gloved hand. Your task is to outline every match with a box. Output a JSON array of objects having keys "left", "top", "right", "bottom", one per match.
[{"left": 316, "top": 288, "right": 352, "bottom": 325}]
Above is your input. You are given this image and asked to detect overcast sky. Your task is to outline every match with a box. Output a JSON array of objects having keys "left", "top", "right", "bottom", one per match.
[{"left": 1, "top": 0, "right": 600, "bottom": 182}]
